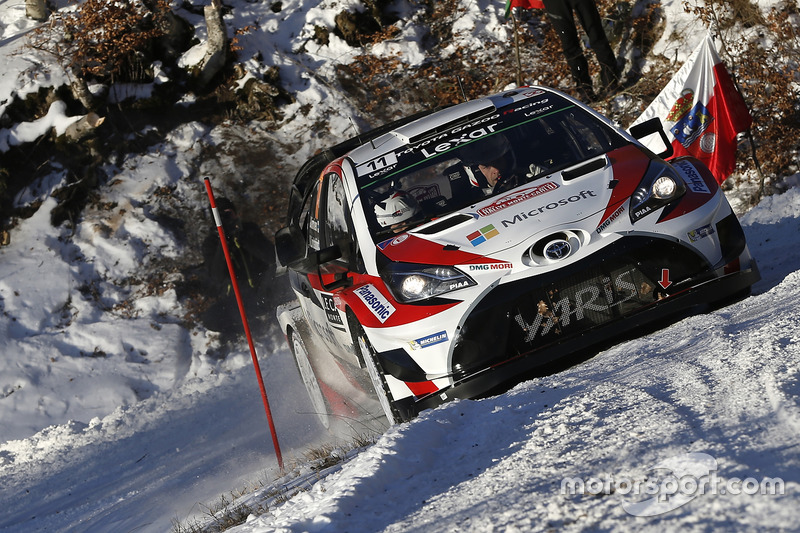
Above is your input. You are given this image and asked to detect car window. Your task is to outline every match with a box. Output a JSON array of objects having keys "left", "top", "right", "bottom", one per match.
[
  {"left": 322, "top": 172, "right": 354, "bottom": 258},
  {"left": 558, "top": 111, "right": 616, "bottom": 156},
  {"left": 302, "top": 179, "right": 321, "bottom": 251},
  {"left": 355, "top": 92, "right": 628, "bottom": 241}
]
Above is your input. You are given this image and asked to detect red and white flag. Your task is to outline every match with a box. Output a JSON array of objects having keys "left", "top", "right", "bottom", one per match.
[{"left": 632, "top": 35, "right": 752, "bottom": 184}]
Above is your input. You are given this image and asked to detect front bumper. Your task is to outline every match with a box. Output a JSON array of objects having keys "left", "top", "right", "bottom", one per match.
[{"left": 385, "top": 215, "right": 759, "bottom": 421}]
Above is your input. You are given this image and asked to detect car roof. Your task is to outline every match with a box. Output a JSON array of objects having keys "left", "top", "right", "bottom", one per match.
[
  {"left": 284, "top": 108, "right": 439, "bottom": 227},
  {"left": 346, "top": 98, "right": 497, "bottom": 166}
]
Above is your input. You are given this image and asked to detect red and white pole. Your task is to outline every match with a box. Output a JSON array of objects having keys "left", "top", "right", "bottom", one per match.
[{"left": 203, "top": 177, "right": 284, "bottom": 472}]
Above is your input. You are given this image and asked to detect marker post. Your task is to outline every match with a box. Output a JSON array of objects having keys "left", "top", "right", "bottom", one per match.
[{"left": 203, "top": 177, "right": 284, "bottom": 472}]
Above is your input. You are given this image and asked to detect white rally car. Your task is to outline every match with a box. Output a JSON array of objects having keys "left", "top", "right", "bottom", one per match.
[{"left": 275, "top": 87, "right": 759, "bottom": 427}]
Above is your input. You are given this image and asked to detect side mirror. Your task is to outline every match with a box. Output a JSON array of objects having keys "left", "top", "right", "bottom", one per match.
[
  {"left": 317, "top": 244, "right": 343, "bottom": 266},
  {"left": 275, "top": 226, "right": 306, "bottom": 268},
  {"left": 275, "top": 226, "right": 344, "bottom": 274},
  {"left": 629, "top": 117, "right": 674, "bottom": 160}
]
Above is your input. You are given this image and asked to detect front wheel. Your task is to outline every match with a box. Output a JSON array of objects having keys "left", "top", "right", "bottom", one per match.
[
  {"left": 350, "top": 319, "right": 401, "bottom": 425},
  {"left": 289, "top": 329, "right": 330, "bottom": 429}
]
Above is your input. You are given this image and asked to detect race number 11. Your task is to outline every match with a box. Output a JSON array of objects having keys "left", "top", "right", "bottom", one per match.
[{"left": 360, "top": 152, "right": 398, "bottom": 173}]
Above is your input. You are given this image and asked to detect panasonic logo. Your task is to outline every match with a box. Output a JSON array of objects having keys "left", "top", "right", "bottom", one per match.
[
  {"left": 676, "top": 160, "right": 711, "bottom": 194},
  {"left": 354, "top": 284, "right": 396, "bottom": 323}
]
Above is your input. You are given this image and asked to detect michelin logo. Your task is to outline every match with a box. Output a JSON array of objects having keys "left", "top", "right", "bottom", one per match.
[
  {"left": 354, "top": 284, "right": 396, "bottom": 323},
  {"left": 688, "top": 223, "right": 715, "bottom": 242},
  {"left": 410, "top": 331, "right": 449, "bottom": 350}
]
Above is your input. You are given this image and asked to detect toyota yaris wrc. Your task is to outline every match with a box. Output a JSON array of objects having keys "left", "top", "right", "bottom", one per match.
[{"left": 275, "top": 87, "right": 759, "bottom": 426}]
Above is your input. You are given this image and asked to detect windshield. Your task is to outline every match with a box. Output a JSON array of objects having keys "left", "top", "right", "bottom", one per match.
[{"left": 355, "top": 92, "right": 627, "bottom": 241}]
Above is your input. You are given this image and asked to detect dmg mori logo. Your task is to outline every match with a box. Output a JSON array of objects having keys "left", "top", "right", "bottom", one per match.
[{"left": 544, "top": 239, "right": 571, "bottom": 260}]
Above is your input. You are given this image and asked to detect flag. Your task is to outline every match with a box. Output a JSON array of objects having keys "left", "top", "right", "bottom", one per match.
[
  {"left": 505, "top": 0, "right": 544, "bottom": 18},
  {"left": 631, "top": 35, "right": 752, "bottom": 184}
]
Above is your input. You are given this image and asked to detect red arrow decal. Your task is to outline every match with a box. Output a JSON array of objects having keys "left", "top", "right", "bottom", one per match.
[{"left": 658, "top": 268, "right": 672, "bottom": 290}]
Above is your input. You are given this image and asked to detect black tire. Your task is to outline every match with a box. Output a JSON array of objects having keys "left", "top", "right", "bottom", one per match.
[
  {"left": 289, "top": 329, "right": 331, "bottom": 429},
  {"left": 350, "top": 318, "right": 401, "bottom": 425}
]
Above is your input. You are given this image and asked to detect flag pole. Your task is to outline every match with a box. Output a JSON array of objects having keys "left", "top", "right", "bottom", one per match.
[
  {"left": 511, "top": 10, "right": 523, "bottom": 86},
  {"left": 713, "top": 36, "right": 767, "bottom": 202},
  {"left": 203, "top": 177, "right": 284, "bottom": 473}
]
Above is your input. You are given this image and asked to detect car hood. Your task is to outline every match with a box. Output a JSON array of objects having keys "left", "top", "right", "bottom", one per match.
[{"left": 379, "top": 146, "right": 652, "bottom": 265}]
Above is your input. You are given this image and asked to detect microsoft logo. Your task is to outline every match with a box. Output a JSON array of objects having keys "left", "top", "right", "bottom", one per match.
[{"left": 467, "top": 224, "right": 499, "bottom": 246}]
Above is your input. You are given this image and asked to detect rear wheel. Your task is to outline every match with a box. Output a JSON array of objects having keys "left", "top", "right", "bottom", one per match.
[
  {"left": 289, "top": 329, "right": 330, "bottom": 429},
  {"left": 350, "top": 319, "right": 401, "bottom": 425}
]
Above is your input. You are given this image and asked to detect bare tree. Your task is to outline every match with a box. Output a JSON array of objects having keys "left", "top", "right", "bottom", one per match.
[
  {"left": 197, "top": 0, "right": 229, "bottom": 88},
  {"left": 26, "top": 0, "right": 48, "bottom": 21}
]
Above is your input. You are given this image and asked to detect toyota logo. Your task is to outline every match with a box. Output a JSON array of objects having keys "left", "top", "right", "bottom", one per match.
[{"left": 544, "top": 239, "right": 571, "bottom": 260}]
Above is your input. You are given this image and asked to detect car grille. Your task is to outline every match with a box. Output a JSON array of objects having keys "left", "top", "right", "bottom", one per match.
[{"left": 451, "top": 236, "right": 710, "bottom": 375}]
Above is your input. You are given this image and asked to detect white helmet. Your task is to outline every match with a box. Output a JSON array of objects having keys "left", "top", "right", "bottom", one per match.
[{"left": 374, "top": 190, "right": 421, "bottom": 228}]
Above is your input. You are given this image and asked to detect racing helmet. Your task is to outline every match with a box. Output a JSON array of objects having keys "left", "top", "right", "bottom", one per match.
[
  {"left": 460, "top": 134, "right": 514, "bottom": 186},
  {"left": 460, "top": 133, "right": 511, "bottom": 166},
  {"left": 374, "top": 190, "right": 421, "bottom": 228}
]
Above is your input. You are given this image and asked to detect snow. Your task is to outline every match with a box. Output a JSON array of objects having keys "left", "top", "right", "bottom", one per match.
[
  {"left": 1, "top": 0, "right": 799, "bottom": 532},
  {"left": 0, "top": 100, "right": 82, "bottom": 151},
  {"left": 236, "top": 225, "right": 800, "bottom": 531}
]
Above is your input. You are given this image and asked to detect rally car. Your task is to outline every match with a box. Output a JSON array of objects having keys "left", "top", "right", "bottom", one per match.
[{"left": 275, "top": 87, "right": 759, "bottom": 427}]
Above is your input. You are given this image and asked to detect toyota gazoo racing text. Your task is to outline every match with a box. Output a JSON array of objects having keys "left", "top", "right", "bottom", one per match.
[{"left": 275, "top": 87, "right": 759, "bottom": 427}]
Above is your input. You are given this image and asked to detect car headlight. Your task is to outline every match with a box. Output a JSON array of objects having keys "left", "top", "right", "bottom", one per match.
[
  {"left": 380, "top": 263, "right": 477, "bottom": 303},
  {"left": 629, "top": 161, "right": 686, "bottom": 223}
]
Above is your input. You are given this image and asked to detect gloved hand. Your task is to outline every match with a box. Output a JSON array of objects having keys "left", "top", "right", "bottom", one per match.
[{"left": 526, "top": 163, "right": 545, "bottom": 178}]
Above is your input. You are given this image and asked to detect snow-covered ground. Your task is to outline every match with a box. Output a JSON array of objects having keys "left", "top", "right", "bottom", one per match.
[
  {"left": 1, "top": 0, "right": 798, "bottom": 531},
  {"left": 235, "top": 185, "right": 800, "bottom": 532}
]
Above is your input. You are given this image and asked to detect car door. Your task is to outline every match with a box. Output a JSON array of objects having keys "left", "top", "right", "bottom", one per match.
[{"left": 300, "top": 170, "right": 362, "bottom": 366}]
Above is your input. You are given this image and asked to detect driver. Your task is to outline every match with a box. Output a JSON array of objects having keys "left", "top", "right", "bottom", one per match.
[
  {"left": 374, "top": 190, "right": 423, "bottom": 234},
  {"left": 461, "top": 133, "right": 544, "bottom": 195}
]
